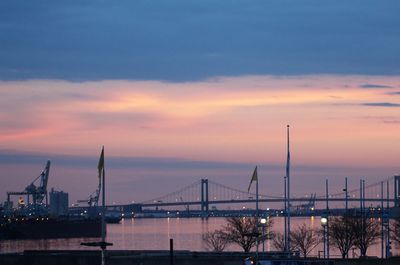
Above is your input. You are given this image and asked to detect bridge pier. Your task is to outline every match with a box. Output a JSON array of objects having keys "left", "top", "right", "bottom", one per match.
[
  {"left": 394, "top": 175, "right": 400, "bottom": 207},
  {"left": 201, "top": 179, "right": 209, "bottom": 215}
]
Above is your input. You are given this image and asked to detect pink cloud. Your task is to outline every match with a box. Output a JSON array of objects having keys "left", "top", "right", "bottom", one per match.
[{"left": 0, "top": 75, "right": 399, "bottom": 166}]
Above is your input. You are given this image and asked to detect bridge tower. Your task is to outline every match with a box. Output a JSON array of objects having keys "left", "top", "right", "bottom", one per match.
[
  {"left": 201, "top": 179, "right": 209, "bottom": 215},
  {"left": 394, "top": 175, "right": 400, "bottom": 207}
]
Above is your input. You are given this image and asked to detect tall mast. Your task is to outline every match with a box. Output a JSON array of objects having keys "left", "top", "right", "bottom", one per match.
[
  {"left": 100, "top": 146, "right": 106, "bottom": 265},
  {"left": 101, "top": 146, "right": 106, "bottom": 246},
  {"left": 256, "top": 167, "right": 259, "bottom": 262},
  {"left": 81, "top": 146, "right": 112, "bottom": 264},
  {"left": 286, "top": 125, "right": 291, "bottom": 253},
  {"left": 284, "top": 175, "right": 287, "bottom": 250}
]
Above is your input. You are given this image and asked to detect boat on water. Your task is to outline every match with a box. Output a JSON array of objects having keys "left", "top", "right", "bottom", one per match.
[
  {"left": 0, "top": 216, "right": 102, "bottom": 240},
  {"left": 105, "top": 215, "right": 122, "bottom": 224},
  {"left": 105, "top": 211, "right": 123, "bottom": 224}
]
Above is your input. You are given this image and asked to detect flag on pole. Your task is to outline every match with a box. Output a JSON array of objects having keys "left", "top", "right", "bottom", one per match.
[
  {"left": 98, "top": 146, "right": 104, "bottom": 179},
  {"left": 247, "top": 166, "right": 258, "bottom": 192}
]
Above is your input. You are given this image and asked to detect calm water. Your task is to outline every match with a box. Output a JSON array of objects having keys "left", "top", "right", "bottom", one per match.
[{"left": 0, "top": 217, "right": 396, "bottom": 257}]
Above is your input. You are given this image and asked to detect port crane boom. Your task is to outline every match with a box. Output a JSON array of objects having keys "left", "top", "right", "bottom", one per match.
[
  {"left": 77, "top": 168, "right": 101, "bottom": 207},
  {"left": 7, "top": 160, "right": 51, "bottom": 206}
]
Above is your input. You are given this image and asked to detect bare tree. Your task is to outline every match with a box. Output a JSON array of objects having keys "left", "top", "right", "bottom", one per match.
[
  {"left": 391, "top": 218, "right": 400, "bottom": 244},
  {"left": 351, "top": 216, "right": 380, "bottom": 257},
  {"left": 290, "top": 224, "right": 319, "bottom": 258},
  {"left": 202, "top": 230, "right": 229, "bottom": 252},
  {"left": 272, "top": 232, "right": 286, "bottom": 251},
  {"left": 327, "top": 216, "right": 357, "bottom": 259},
  {"left": 221, "top": 216, "right": 273, "bottom": 253}
]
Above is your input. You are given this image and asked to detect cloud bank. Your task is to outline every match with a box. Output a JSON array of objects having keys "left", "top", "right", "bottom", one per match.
[
  {"left": 362, "top": 102, "right": 400, "bottom": 107},
  {"left": 1, "top": 75, "right": 399, "bottom": 166},
  {"left": 1, "top": 1, "right": 400, "bottom": 81}
]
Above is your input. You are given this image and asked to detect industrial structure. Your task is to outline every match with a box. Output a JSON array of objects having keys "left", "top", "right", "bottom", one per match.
[
  {"left": 49, "top": 188, "right": 69, "bottom": 216},
  {"left": 5, "top": 160, "right": 51, "bottom": 213}
]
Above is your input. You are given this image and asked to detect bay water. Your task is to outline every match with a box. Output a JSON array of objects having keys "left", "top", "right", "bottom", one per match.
[{"left": 0, "top": 217, "right": 395, "bottom": 257}]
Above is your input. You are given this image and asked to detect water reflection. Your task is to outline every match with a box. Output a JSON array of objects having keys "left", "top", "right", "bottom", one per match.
[{"left": 0, "top": 217, "right": 394, "bottom": 257}]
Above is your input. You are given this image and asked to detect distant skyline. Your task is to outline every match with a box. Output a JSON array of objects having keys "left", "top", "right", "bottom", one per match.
[{"left": 0, "top": 1, "right": 399, "bottom": 204}]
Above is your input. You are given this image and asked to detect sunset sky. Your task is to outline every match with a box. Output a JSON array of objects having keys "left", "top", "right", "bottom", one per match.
[{"left": 1, "top": 1, "right": 399, "bottom": 205}]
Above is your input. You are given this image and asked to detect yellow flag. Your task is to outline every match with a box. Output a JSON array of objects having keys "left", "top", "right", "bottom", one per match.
[
  {"left": 98, "top": 146, "right": 104, "bottom": 179},
  {"left": 247, "top": 166, "right": 258, "bottom": 192}
]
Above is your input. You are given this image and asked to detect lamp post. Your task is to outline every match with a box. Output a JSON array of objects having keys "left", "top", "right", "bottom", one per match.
[
  {"left": 321, "top": 216, "right": 328, "bottom": 259},
  {"left": 260, "top": 218, "right": 267, "bottom": 254},
  {"left": 325, "top": 179, "right": 330, "bottom": 259},
  {"left": 343, "top": 178, "right": 348, "bottom": 259}
]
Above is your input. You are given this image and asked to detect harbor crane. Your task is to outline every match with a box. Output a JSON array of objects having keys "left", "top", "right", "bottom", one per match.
[
  {"left": 290, "top": 193, "right": 316, "bottom": 213},
  {"left": 6, "top": 160, "right": 51, "bottom": 206},
  {"left": 77, "top": 170, "right": 101, "bottom": 207}
]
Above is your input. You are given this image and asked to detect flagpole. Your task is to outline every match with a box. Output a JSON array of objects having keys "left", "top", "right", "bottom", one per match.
[
  {"left": 247, "top": 166, "right": 259, "bottom": 262},
  {"left": 256, "top": 167, "right": 259, "bottom": 262},
  {"left": 81, "top": 146, "right": 112, "bottom": 264},
  {"left": 101, "top": 146, "right": 106, "bottom": 265},
  {"left": 284, "top": 174, "right": 287, "bottom": 251},
  {"left": 286, "top": 125, "right": 291, "bottom": 255}
]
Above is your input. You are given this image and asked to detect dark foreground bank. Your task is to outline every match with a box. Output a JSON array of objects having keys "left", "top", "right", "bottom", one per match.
[{"left": 0, "top": 250, "right": 399, "bottom": 265}]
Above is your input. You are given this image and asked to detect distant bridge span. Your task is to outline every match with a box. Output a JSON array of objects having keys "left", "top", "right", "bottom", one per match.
[
  {"left": 70, "top": 177, "right": 400, "bottom": 218},
  {"left": 141, "top": 197, "right": 395, "bottom": 208},
  {"left": 136, "top": 176, "right": 400, "bottom": 212}
]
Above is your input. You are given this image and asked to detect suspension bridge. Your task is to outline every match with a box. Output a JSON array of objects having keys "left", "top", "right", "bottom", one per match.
[
  {"left": 140, "top": 176, "right": 399, "bottom": 208},
  {"left": 84, "top": 175, "right": 400, "bottom": 218}
]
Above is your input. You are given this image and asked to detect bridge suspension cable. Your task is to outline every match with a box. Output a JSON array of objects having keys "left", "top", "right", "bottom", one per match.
[
  {"left": 140, "top": 180, "right": 201, "bottom": 204},
  {"left": 139, "top": 175, "right": 397, "bottom": 207}
]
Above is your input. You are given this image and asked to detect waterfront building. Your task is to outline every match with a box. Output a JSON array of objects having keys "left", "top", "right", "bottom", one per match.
[{"left": 49, "top": 189, "right": 69, "bottom": 216}]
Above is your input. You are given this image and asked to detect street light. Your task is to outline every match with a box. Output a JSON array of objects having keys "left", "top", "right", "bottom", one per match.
[
  {"left": 260, "top": 218, "right": 267, "bottom": 254},
  {"left": 321, "top": 217, "right": 328, "bottom": 259}
]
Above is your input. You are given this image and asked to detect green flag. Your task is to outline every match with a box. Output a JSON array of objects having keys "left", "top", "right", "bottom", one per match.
[
  {"left": 247, "top": 166, "right": 258, "bottom": 192},
  {"left": 98, "top": 146, "right": 104, "bottom": 179}
]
